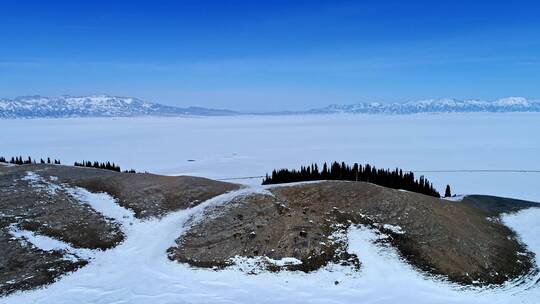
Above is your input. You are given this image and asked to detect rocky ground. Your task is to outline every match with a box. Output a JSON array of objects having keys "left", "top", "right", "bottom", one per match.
[
  {"left": 169, "top": 181, "right": 539, "bottom": 286},
  {"left": 0, "top": 164, "right": 238, "bottom": 295}
]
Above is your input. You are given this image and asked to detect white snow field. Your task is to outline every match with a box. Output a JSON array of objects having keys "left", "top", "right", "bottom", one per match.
[
  {"left": 2, "top": 113, "right": 540, "bottom": 303},
  {"left": 1, "top": 112, "right": 539, "bottom": 202}
]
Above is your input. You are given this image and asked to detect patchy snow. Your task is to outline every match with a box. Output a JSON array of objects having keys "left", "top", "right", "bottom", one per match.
[
  {"left": 9, "top": 225, "right": 74, "bottom": 252},
  {"left": 66, "top": 187, "right": 135, "bottom": 226},
  {"left": 8, "top": 225, "right": 94, "bottom": 260},
  {"left": 266, "top": 257, "right": 302, "bottom": 266},
  {"left": 21, "top": 171, "right": 134, "bottom": 227},
  {"left": 382, "top": 224, "right": 405, "bottom": 234},
  {"left": 228, "top": 256, "right": 303, "bottom": 273},
  {"left": 21, "top": 171, "right": 62, "bottom": 195},
  {"left": 21, "top": 171, "right": 41, "bottom": 185},
  {"left": 443, "top": 195, "right": 466, "bottom": 202},
  {"left": 227, "top": 256, "right": 267, "bottom": 273},
  {"left": 7, "top": 174, "right": 132, "bottom": 262},
  {"left": 2, "top": 181, "right": 540, "bottom": 303}
]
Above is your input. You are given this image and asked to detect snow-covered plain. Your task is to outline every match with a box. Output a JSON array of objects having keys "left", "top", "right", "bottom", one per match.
[{"left": 1, "top": 112, "right": 539, "bottom": 201}]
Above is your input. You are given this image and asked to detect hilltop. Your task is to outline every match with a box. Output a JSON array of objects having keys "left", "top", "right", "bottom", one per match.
[{"left": 1, "top": 163, "right": 538, "bottom": 298}]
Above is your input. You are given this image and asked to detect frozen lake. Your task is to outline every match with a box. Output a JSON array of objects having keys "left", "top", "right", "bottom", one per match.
[{"left": 2, "top": 112, "right": 540, "bottom": 202}]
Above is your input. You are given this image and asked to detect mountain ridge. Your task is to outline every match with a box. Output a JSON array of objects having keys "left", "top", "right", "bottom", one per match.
[
  {"left": 1, "top": 95, "right": 540, "bottom": 118},
  {"left": 308, "top": 97, "right": 540, "bottom": 114},
  {"left": 0, "top": 95, "right": 238, "bottom": 118}
]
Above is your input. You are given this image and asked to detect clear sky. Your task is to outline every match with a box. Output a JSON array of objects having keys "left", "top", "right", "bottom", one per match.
[{"left": 1, "top": 0, "right": 539, "bottom": 111}]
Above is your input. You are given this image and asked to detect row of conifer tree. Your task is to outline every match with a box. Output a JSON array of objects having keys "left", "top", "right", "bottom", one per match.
[
  {"left": 0, "top": 156, "right": 61, "bottom": 165},
  {"left": 74, "top": 160, "right": 136, "bottom": 173},
  {"left": 2, "top": 156, "right": 451, "bottom": 197},
  {"left": 0, "top": 155, "right": 135, "bottom": 173},
  {"left": 262, "top": 162, "right": 445, "bottom": 198},
  {"left": 74, "top": 160, "right": 122, "bottom": 172}
]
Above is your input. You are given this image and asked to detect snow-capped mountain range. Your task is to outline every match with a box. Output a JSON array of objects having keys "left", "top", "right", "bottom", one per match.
[
  {"left": 1, "top": 95, "right": 539, "bottom": 118},
  {"left": 308, "top": 97, "right": 540, "bottom": 114},
  {"left": 0, "top": 95, "right": 238, "bottom": 118}
]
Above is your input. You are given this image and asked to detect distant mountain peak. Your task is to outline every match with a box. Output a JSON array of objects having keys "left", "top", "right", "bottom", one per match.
[
  {"left": 0, "top": 95, "right": 238, "bottom": 118},
  {"left": 308, "top": 97, "right": 540, "bottom": 114},
  {"left": 2, "top": 95, "right": 539, "bottom": 118}
]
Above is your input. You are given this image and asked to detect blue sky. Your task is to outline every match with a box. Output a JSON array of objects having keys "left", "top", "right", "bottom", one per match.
[{"left": 1, "top": 0, "right": 539, "bottom": 111}]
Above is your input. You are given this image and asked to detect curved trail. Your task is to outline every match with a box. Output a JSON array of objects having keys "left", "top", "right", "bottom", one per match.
[{"left": 3, "top": 184, "right": 540, "bottom": 304}]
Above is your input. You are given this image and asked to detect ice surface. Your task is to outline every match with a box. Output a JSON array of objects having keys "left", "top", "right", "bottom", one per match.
[{"left": 1, "top": 113, "right": 539, "bottom": 202}]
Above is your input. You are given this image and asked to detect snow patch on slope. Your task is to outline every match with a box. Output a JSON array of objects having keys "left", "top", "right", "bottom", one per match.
[
  {"left": 382, "top": 224, "right": 406, "bottom": 234},
  {"left": 66, "top": 187, "right": 135, "bottom": 226},
  {"left": 8, "top": 225, "right": 95, "bottom": 261},
  {"left": 11, "top": 171, "right": 133, "bottom": 262},
  {"left": 21, "top": 171, "right": 62, "bottom": 195},
  {"left": 228, "top": 256, "right": 303, "bottom": 273}
]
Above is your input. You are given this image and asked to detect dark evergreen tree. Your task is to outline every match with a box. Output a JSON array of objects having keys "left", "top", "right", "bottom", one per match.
[
  {"left": 444, "top": 185, "right": 452, "bottom": 197},
  {"left": 74, "top": 159, "right": 121, "bottom": 172},
  {"left": 262, "top": 162, "right": 443, "bottom": 198}
]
